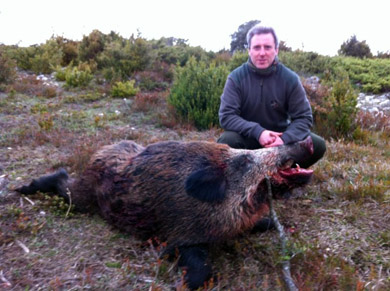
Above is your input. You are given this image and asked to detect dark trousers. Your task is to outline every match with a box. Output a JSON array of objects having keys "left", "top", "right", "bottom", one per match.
[{"left": 217, "top": 131, "right": 326, "bottom": 168}]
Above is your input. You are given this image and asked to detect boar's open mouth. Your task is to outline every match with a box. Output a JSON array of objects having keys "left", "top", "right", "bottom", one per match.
[
  {"left": 278, "top": 160, "right": 313, "bottom": 184},
  {"left": 257, "top": 160, "right": 313, "bottom": 200}
]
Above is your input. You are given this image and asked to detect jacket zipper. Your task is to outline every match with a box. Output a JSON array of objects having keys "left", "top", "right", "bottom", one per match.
[{"left": 260, "top": 78, "right": 264, "bottom": 104}]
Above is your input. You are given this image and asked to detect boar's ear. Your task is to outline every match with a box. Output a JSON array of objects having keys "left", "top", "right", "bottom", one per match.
[{"left": 185, "top": 166, "right": 226, "bottom": 203}]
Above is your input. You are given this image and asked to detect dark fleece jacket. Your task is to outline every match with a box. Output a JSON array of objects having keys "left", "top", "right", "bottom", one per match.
[{"left": 219, "top": 61, "right": 313, "bottom": 144}]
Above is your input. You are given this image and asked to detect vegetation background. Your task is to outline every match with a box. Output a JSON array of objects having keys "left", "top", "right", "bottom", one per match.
[{"left": 1, "top": 20, "right": 390, "bottom": 290}]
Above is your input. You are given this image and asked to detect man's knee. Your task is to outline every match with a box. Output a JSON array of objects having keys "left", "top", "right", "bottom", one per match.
[
  {"left": 300, "top": 132, "right": 326, "bottom": 168},
  {"left": 217, "top": 131, "right": 246, "bottom": 149},
  {"left": 218, "top": 131, "right": 261, "bottom": 149},
  {"left": 310, "top": 132, "right": 326, "bottom": 160}
]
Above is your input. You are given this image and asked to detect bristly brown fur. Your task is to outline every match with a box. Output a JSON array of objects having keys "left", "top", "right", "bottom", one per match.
[
  {"left": 16, "top": 138, "right": 313, "bottom": 289},
  {"left": 64, "top": 139, "right": 312, "bottom": 247}
]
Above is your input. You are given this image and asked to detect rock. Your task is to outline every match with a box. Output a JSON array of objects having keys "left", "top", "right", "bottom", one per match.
[
  {"left": 357, "top": 92, "right": 390, "bottom": 115},
  {"left": 0, "top": 174, "right": 9, "bottom": 196},
  {"left": 305, "top": 76, "right": 320, "bottom": 91},
  {"left": 308, "top": 76, "right": 390, "bottom": 115}
]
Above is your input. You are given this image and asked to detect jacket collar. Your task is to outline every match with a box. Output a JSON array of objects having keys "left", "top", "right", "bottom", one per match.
[{"left": 247, "top": 56, "right": 279, "bottom": 76}]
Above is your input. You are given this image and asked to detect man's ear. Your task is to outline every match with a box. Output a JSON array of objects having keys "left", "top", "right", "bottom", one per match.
[{"left": 185, "top": 166, "right": 226, "bottom": 203}]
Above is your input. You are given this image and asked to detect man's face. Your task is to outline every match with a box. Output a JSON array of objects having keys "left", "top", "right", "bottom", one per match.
[{"left": 248, "top": 33, "right": 278, "bottom": 69}]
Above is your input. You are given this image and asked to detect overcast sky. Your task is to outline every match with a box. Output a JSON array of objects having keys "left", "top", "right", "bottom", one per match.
[{"left": 1, "top": 0, "right": 389, "bottom": 56}]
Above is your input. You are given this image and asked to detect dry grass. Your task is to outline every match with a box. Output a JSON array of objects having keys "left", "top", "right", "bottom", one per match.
[{"left": 1, "top": 72, "right": 390, "bottom": 290}]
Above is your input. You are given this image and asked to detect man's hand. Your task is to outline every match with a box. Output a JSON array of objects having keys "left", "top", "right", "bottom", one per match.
[{"left": 259, "top": 130, "right": 284, "bottom": 148}]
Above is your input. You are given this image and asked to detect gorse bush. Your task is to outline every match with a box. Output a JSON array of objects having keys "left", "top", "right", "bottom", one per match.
[
  {"left": 133, "top": 62, "right": 174, "bottom": 91},
  {"left": 13, "top": 46, "right": 36, "bottom": 72},
  {"left": 152, "top": 37, "right": 212, "bottom": 67},
  {"left": 78, "top": 30, "right": 106, "bottom": 63},
  {"left": 333, "top": 57, "right": 390, "bottom": 93},
  {"left": 0, "top": 46, "right": 16, "bottom": 84},
  {"left": 54, "top": 36, "right": 79, "bottom": 66},
  {"left": 168, "top": 57, "right": 229, "bottom": 129},
  {"left": 14, "top": 38, "right": 63, "bottom": 74},
  {"left": 304, "top": 70, "right": 358, "bottom": 140},
  {"left": 6, "top": 29, "right": 389, "bottom": 94},
  {"left": 327, "top": 71, "right": 358, "bottom": 138},
  {"left": 111, "top": 80, "right": 139, "bottom": 98},
  {"left": 65, "top": 66, "right": 93, "bottom": 88},
  {"left": 136, "top": 71, "right": 169, "bottom": 91},
  {"left": 228, "top": 51, "right": 248, "bottom": 71},
  {"left": 279, "top": 51, "right": 332, "bottom": 77},
  {"left": 54, "top": 65, "right": 68, "bottom": 81},
  {"left": 98, "top": 37, "right": 151, "bottom": 81}
]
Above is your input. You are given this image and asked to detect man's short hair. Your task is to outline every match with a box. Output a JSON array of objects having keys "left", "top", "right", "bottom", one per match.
[{"left": 246, "top": 25, "right": 279, "bottom": 49}]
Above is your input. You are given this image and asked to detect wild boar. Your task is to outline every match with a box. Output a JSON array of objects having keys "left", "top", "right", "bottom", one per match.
[{"left": 17, "top": 137, "right": 314, "bottom": 289}]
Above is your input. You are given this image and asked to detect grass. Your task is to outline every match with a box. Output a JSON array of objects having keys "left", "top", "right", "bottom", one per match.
[{"left": 1, "top": 71, "right": 390, "bottom": 290}]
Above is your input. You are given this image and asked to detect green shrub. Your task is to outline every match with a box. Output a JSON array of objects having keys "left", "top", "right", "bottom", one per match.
[
  {"left": 102, "top": 66, "right": 122, "bottom": 83},
  {"left": 98, "top": 37, "right": 151, "bottom": 81},
  {"left": 111, "top": 80, "right": 139, "bottom": 98},
  {"left": 135, "top": 69, "right": 171, "bottom": 91},
  {"left": 0, "top": 46, "right": 16, "bottom": 84},
  {"left": 54, "top": 65, "right": 68, "bottom": 81},
  {"left": 327, "top": 71, "right": 358, "bottom": 138},
  {"left": 137, "top": 73, "right": 168, "bottom": 91},
  {"left": 228, "top": 51, "right": 248, "bottom": 71},
  {"left": 229, "top": 50, "right": 390, "bottom": 94},
  {"left": 37, "top": 113, "right": 54, "bottom": 131},
  {"left": 54, "top": 36, "right": 79, "bottom": 66},
  {"left": 168, "top": 57, "right": 229, "bottom": 129},
  {"left": 332, "top": 56, "right": 390, "bottom": 93},
  {"left": 13, "top": 39, "right": 63, "bottom": 74},
  {"left": 303, "top": 70, "right": 358, "bottom": 140},
  {"left": 307, "top": 70, "right": 357, "bottom": 140},
  {"left": 152, "top": 37, "right": 212, "bottom": 67},
  {"left": 65, "top": 66, "right": 93, "bottom": 88},
  {"left": 13, "top": 45, "right": 38, "bottom": 71},
  {"left": 279, "top": 50, "right": 332, "bottom": 76},
  {"left": 78, "top": 29, "right": 106, "bottom": 62},
  {"left": 149, "top": 61, "right": 175, "bottom": 83},
  {"left": 31, "top": 39, "right": 63, "bottom": 74},
  {"left": 338, "top": 35, "right": 372, "bottom": 58}
]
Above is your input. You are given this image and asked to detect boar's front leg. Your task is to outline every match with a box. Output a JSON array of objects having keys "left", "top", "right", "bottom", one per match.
[{"left": 177, "top": 244, "right": 212, "bottom": 289}]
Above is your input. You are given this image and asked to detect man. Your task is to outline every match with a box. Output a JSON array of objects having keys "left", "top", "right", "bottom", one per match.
[{"left": 218, "top": 25, "right": 326, "bottom": 168}]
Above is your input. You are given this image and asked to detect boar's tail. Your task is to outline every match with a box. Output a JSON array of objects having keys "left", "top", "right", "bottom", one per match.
[{"left": 16, "top": 168, "right": 70, "bottom": 203}]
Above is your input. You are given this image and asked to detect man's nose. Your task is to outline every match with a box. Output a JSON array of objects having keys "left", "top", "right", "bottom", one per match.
[{"left": 259, "top": 47, "right": 266, "bottom": 54}]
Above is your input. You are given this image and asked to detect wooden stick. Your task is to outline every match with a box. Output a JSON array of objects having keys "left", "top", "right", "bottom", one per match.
[
  {"left": 23, "top": 196, "right": 35, "bottom": 206},
  {"left": 265, "top": 177, "right": 298, "bottom": 291},
  {"left": 16, "top": 240, "right": 30, "bottom": 254},
  {"left": 0, "top": 270, "right": 12, "bottom": 287},
  {"left": 65, "top": 188, "right": 72, "bottom": 218}
]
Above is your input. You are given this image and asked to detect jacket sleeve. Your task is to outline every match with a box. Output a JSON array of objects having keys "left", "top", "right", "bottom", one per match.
[
  {"left": 219, "top": 76, "right": 265, "bottom": 141},
  {"left": 281, "top": 77, "right": 313, "bottom": 144}
]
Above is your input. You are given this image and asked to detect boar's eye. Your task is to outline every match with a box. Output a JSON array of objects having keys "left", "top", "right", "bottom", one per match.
[{"left": 231, "top": 154, "right": 254, "bottom": 173}]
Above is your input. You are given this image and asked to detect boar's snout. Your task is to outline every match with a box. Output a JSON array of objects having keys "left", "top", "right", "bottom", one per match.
[
  {"left": 301, "top": 135, "right": 314, "bottom": 155},
  {"left": 280, "top": 136, "right": 314, "bottom": 167}
]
